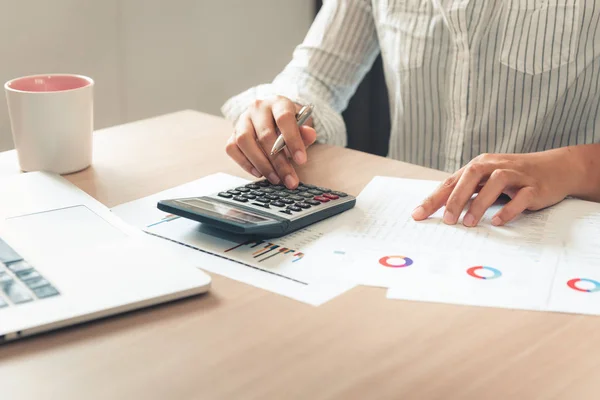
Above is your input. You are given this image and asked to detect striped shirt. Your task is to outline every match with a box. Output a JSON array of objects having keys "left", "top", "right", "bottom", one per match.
[{"left": 221, "top": 0, "right": 600, "bottom": 172}]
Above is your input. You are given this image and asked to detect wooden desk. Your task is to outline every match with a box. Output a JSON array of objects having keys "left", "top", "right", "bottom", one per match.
[{"left": 1, "top": 111, "right": 598, "bottom": 399}]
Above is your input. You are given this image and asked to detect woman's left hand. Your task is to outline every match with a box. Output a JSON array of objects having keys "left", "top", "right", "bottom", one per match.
[{"left": 411, "top": 149, "right": 581, "bottom": 227}]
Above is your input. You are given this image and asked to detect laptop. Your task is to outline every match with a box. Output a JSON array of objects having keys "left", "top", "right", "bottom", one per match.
[{"left": 0, "top": 172, "right": 211, "bottom": 342}]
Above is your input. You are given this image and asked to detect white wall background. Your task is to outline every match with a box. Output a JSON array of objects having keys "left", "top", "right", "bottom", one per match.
[{"left": 0, "top": 0, "right": 314, "bottom": 151}]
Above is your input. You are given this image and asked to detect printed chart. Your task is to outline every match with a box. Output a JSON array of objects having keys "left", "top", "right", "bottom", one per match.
[
  {"left": 146, "top": 216, "right": 313, "bottom": 283},
  {"left": 317, "top": 240, "right": 426, "bottom": 287},
  {"left": 111, "top": 173, "right": 355, "bottom": 306},
  {"left": 566, "top": 278, "right": 600, "bottom": 293},
  {"left": 324, "top": 176, "right": 600, "bottom": 314},
  {"left": 147, "top": 214, "right": 179, "bottom": 228},
  {"left": 224, "top": 240, "right": 304, "bottom": 264},
  {"left": 379, "top": 255, "right": 414, "bottom": 268},
  {"left": 466, "top": 266, "right": 502, "bottom": 280}
]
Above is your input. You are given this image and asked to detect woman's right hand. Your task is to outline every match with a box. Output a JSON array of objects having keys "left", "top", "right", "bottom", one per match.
[{"left": 225, "top": 96, "right": 317, "bottom": 189}]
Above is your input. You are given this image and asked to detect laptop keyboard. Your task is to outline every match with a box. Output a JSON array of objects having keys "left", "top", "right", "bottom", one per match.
[{"left": 0, "top": 237, "right": 60, "bottom": 308}]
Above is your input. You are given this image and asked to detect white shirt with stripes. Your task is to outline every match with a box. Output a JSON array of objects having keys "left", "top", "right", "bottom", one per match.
[{"left": 221, "top": 0, "right": 600, "bottom": 173}]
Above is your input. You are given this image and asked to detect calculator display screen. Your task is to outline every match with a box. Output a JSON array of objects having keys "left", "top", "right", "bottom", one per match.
[{"left": 175, "top": 198, "right": 273, "bottom": 225}]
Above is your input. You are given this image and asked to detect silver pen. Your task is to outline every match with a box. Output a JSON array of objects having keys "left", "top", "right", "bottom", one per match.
[{"left": 270, "top": 103, "right": 314, "bottom": 156}]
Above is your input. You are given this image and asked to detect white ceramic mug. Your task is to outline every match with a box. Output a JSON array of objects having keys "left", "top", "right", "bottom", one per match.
[{"left": 4, "top": 73, "right": 94, "bottom": 174}]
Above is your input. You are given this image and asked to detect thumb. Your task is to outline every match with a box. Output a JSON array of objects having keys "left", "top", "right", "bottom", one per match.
[
  {"left": 299, "top": 125, "right": 317, "bottom": 147},
  {"left": 283, "top": 126, "right": 317, "bottom": 160}
]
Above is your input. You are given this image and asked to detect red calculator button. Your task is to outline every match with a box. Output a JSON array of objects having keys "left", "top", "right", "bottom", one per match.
[
  {"left": 314, "top": 196, "right": 330, "bottom": 202},
  {"left": 323, "top": 193, "right": 339, "bottom": 200}
]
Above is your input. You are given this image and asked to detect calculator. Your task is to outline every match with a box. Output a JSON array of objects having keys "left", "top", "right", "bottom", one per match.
[{"left": 156, "top": 179, "right": 356, "bottom": 238}]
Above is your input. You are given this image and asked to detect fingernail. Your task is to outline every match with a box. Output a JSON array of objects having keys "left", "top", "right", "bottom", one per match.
[
  {"left": 294, "top": 151, "right": 306, "bottom": 164},
  {"left": 251, "top": 168, "right": 261, "bottom": 178},
  {"left": 268, "top": 173, "right": 280, "bottom": 184},
  {"left": 284, "top": 174, "right": 297, "bottom": 188},
  {"left": 463, "top": 213, "right": 475, "bottom": 227},
  {"left": 443, "top": 210, "right": 456, "bottom": 225},
  {"left": 492, "top": 216, "right": 503, "bottom": 226},
  {"left": 411, "top": 206, "right": 426, "bottom": 220}
]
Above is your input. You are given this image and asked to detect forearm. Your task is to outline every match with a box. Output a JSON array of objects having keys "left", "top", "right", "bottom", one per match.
[
  {"left": 274, "top": 0, "right": 379, "bottom": 109},
  {"left": 221, "top": 0, "right": 379, "bottom": 147},
  {"left": 560, "top": 144, "right": 600, "bottom": 202}
]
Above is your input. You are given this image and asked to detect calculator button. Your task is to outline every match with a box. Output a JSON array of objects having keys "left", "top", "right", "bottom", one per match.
[
  {"left": 252, "top": 202, "right": 270, "bottom": 209},
  {"left": 276, "top": 191, "right": 290, "bottom": 197},
  {"left": 296, "top": 202, "right": 311, "bottom": 209},
  {"left": 250, "top": 190, "right": 262, "bottom": 196},
  {"left": 280, "top": 198, "right": 294, "bottom": 205},
  {"left": 1, "top": 279, "right": 33, "bottom": 304},
  {"left": 301, "top": 183, "right": 316, "bottom": 189},
  {"left": 245, "top": 184, "right": 260, "bottom": 189},
  {"left": 233, "top": 196, "right": 248, "bottom": 202},
  {"left": 271, "top": 201, "right": 285, "bottom": 207},
  {"left": 236, "top": 187, "right": 251, "bottom": 193},
  {"left": 218, "top": 192, "right": 233, "bottom": 199},
  {"left": 317, "top": 187, "right": 331, "bottom": 192},
  {"left": 288, "top": 195, "right": 303, "bottom": 201},
  {"left": 306, "top": 200, "right": 321, "bottom": 206},
  {"left": 331, "top": 191, "right": 348, "bottom": 197},
  {"left": 323, "top": 193, "right": 339, "bottom": 200},
  {"left": 285, "top": 189, "right": 300, "bottom": 194},
  {"left": 279, "top": 210, "right": 293, "bottom": 215},
  {"left": 255, "top": 197, "right": 271, "bottom": 203},
  {"left": 256, "top": 180, "right": 271, "bottom": 187},
  {"left": 287, "top": 205, "right": 302, "bottom": 212},
  {"left": 265, "top": 194, "right": 280, "bottom": 200},
  {"left": 259, "top": 188, "right": 276, "bottom": 194},
  {"left": 314, "top": 196, "right": 330, "bottom": 203},
  {"left": 0, "top": 239, "right": 22, "bottom": 264},
  {"left": 8, "top": 261, "right": 33, "bottom": 274},
  {"left": 25, "top": 277, "right": 51, "bottom": 290},
  {"left": 299, "top": 192, "right": 313, "bottom": 198},
  {"left": 307, "top": 189, "right": 323, "bottom": 195},
  {"left": 16, "top": 269, "right": 41, "bottom": 281},
  {"left": 33, "top": 284, "right": 60, "bottom": 299},
  {"left": 242, "top": 194, "right": 257, "bottom": 200},
  {"left": 272, "top": 185, "right": 285, "bottom": 191},
  {"left": 228, "top": 190, "right": 241, "bottom": 196}
]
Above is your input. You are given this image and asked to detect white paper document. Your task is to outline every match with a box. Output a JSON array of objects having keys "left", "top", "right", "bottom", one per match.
[
  {"left": 315, "top": 176, "right": 600, "bottom": 315},
  {"left": 112, "top": 172, "right": 600, "bottom": 314},
  {"left": 111, "top": 173, "right": 355, "bottom": 306}
]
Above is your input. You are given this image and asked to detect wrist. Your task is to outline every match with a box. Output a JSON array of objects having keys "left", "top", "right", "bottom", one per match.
[
  {"left": 551, "top": 145, "right": 600, "bottom": 200},
  {"left": 534, "top": 147, "right": 584, "bottom": 199}
]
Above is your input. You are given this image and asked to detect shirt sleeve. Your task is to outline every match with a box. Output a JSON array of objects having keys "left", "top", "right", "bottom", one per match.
[{"left": 220, "top": 0, "right": 380, "bottom": 147}]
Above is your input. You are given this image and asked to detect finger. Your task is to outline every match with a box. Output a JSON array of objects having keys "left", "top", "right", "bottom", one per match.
[
  {"left": 225, "top": 135, "right": 261, "bottom": 178},
  {"left": 272, "top": 124, "right": 315, "bottom": 161},
  {"left": 250, "top": 107, "right": 298, "bottom": 188},
  {"left": 491, "top": 187, "right": 536, "bottom": 226},
  {"left": 443, "top": 162, "right": 497, "bottom": 225},
  {"left": 271, "top": 149, "right": 300, "bottom": 188},
  {"left": 272, "top": 100, "right": 307, "bottom": 164},
  {"left": 299, "top": 125, "right": 317, "bottom": 147},
  {"left": 412, "top": 171, "right": 463, "bottom": 221},
  {"left": 234, "top": 115, "right": 280, "bottom": 184},
  {"left": 463, "top": 169, "right": 527, "bottom": 227}
]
